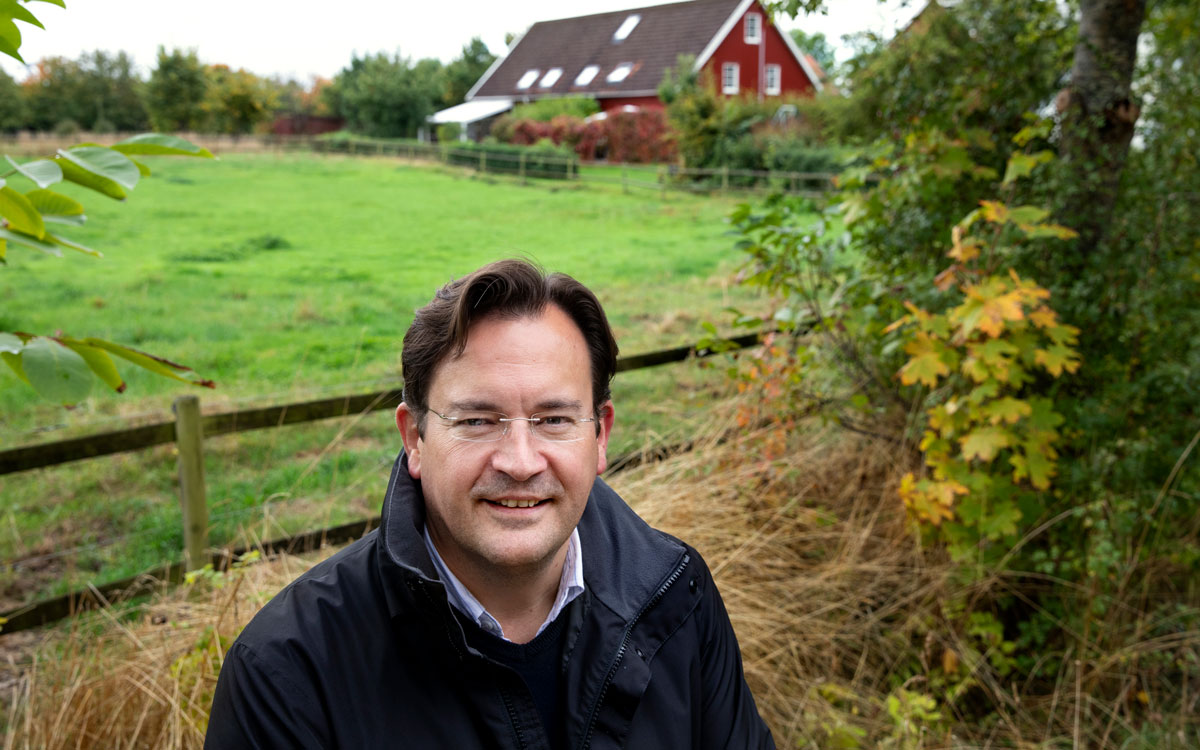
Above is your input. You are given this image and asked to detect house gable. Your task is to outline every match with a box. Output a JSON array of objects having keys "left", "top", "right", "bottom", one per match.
[{"left": 698, "top": 0, "right": 820, "bottom": 98}]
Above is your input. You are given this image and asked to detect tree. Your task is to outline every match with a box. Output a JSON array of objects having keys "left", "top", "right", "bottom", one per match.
[
  {"left": 145, "top": 46, "right": 208, "bottom": 132},
  {"left": 788, "top": 28, "right": 836, "bottom": 75},
  {"left": 204, "top": 64, "right": 275, "bottom": 135},
  {"left": 0, "top": 67, "right": 25, "bottom": 131},
  {"left": 441, "top": 37, "right": 495, "bottom": 107},
  {"left": 324, "top": 52, "right": 444, "bottom": 138},
  {"left": 1055, "top": 0, "right": 1146, "bottom": 259}
]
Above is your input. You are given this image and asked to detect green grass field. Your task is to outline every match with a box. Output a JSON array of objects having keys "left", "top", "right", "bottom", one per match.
[{"left": 1, "top": 152, "right": 800, "bottom": 606}]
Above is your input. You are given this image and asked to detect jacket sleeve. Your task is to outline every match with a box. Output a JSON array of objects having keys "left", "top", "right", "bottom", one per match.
[
  {"left": 205, "top": 641, "right": 329, "bottom": 750},
  {"left": 696, "top": 558, "right": 777, "bottom": 750}
]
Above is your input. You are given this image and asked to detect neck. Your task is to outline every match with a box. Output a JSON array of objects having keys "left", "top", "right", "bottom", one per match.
[{"left": 437, "top": 541, "right": 569, "bottom": 644}]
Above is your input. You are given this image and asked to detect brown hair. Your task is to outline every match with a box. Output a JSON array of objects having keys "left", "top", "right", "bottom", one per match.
[{"left": 401, "top": 259, "right": 618, "bottom": 431}]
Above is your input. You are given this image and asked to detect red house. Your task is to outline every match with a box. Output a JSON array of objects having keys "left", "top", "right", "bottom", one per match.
[{"left": 431, "top": 0, "right": 823, "bottom": 136}]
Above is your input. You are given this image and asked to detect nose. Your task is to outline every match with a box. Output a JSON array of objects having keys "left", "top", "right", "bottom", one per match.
[{"left": 490, "top": 420, "right": 549, "bottom": 481}]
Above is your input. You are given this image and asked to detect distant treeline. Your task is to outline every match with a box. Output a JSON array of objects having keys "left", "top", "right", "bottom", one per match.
[{"left": 0, "top": 38, "right": 496, "bottom": 138}]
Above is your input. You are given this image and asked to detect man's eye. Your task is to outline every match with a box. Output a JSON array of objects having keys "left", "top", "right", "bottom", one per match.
[
  {"left": 537, "top": 415, "right": 574, "bottom": 427},
  {"left": 458, "top": 416, "right": 497, "bottom": 427}
]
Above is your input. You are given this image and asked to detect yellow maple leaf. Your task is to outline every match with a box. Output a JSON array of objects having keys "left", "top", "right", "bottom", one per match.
[
  {"left": 960, "top": 426, "right": 1013, "bottom": 461},
  {"left": 899, "top": 332, "right": 951, "bottom": 387},
  {"left": 979, "top": 200, "right": 1009, "bottom": 224},
  {"left": 1029, "top": 306, "right": 1058, "bottom": 328}
]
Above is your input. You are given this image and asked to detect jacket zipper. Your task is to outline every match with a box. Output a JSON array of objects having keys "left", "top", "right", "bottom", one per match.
[{"left": 577, "top": 553, "right": 690, "bottom": 750}]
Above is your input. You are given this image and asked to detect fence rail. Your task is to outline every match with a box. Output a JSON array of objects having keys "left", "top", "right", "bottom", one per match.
[{"left": 1, "top": 132, "right": 847, "bottom": 196}]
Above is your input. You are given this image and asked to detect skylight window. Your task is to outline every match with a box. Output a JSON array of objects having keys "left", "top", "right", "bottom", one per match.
[
  {"left": 607, "top": 63, "right": 634, "bottom": 83},
  {"left": 539, "top": 68, "right": 563, "bottom": 87},
  {"left": 575, "top": 65, "right": 600, "bottom": 86},
  {"left": 516, "top": 69, "right": 539, "bottom": 89},
  {"left": 613, "top": 14, "right": 641, "bottom": 42}
]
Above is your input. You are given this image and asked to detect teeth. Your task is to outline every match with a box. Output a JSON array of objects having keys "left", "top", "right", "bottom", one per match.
[{"left": 494, "top": 498, "right": 542, "bottom": 508}]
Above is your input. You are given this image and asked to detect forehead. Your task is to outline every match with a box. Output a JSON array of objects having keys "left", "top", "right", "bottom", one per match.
[{"left": 428, "top": 306, "right": 591, "bottom": 404}]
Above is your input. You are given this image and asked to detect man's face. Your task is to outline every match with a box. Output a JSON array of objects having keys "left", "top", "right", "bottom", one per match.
[{"left": 396, "top": 304, "right": 613, "bottom": 582}]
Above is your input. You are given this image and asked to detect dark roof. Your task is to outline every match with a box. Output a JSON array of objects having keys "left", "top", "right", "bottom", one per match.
[{"left": 470, "top": 0, "right": 744, "bottom": 100}]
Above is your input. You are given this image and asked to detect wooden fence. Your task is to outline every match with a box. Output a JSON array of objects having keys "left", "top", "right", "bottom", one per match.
[
  {"left": 0, "top": 132, "right": 845, "bottom": 197},
  {"left": 0, "top": 332, "right": 768, "bottom": 634}
]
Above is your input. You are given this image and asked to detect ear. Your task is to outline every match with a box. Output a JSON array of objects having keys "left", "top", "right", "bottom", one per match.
[
  {"left": 595, "top": 401, "right": 615, "bottom": 475},
  {"left": 396, "top": 403, "right": 423, "bottom": 479}
]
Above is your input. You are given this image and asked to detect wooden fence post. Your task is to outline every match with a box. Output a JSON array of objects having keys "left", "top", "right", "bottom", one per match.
[
  {"left": 722, "top": 165, "right": 729, "bottom": 193},
  {"left": 173, "top": 395, "right": 208, "bottom": 572},
  {"left": 622, "top": 164, "right": 628, "bottom": 194},
  {"left": 520, "top": 151, "right": 527, "bottom": 184},
  {"left": 480, "top": 150, "right": 486, "bottom": 173}
]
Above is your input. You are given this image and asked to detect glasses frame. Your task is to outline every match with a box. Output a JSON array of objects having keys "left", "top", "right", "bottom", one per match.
[{"left": 429, "top": 408, "right": 597, "bottom": 443}]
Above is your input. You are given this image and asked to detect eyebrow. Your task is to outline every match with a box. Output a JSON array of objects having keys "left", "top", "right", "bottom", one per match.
[{"left": 444, "top": 398, "right": 584, "bottom": 413}]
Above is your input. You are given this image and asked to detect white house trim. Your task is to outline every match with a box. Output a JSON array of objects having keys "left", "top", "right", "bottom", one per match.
[
  {"left": 778, "top": 25, "right": 825, "bottom": 93},
  {"left": 465, "top": 30, "right": 526, "bottom": 101},
  {"left": 693, "top": 0, "right": 756, "bottom": 71}
]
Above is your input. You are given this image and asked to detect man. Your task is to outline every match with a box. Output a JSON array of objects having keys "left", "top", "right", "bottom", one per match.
[{"left": 206, "top": 259, "right": 774, "bottom": 748}]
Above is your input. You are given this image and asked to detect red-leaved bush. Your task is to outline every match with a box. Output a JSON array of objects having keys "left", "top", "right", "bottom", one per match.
[{"left": 490, "top": 109, "right": 674, "bottom": 163}]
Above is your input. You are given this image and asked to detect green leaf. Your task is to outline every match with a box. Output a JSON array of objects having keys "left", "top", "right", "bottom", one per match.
[
  {"left": 1002, "top": 151, "right": 1052, "bottom": 185},
  {"left": 20, "top": 336, "right": 93, "bottom": 405},
  {"left": 0, "top": 332, "right": 23, "bottom": 355},
  {"left": 1007, "top": 205, "right": 1050, "bottom": 225},
  {"left": 5, "top": 1, "right": 45, "bottom": 27},
  {"left": 112, "top": 133, "right": 215, "bottom": 158},
  {"left": 57, "top": 146, "right": 140, "bottom": 190},
  {"left": 1, "top": 350, "right": 30, "bottom": 383},
  {"left": 26, "top": 187, "right": 84, "bottom": 215},
  {"left": 0, "top": 185, "right": 45, "bottom": 238},
  {"left": 47, "top": 231, "right": 101, "bottom": 257},
  {"left": 0, "top": 227, "right": 61, "bottom": 256},
  {"left": 53, "top": 154, "right": 127, "bottom": 200},
  {"left": 4, "top": 155, "right": 63, "bottom": 188},
  {"left": 130, "top": 157, "right": 151, "bottom": 177},
  {"left": 1020, "top": 223, "right": 1078, "bottom": 240},
  {"left": 82, "top": 338, "right": 215, "bottom": 388},
  {"left": 60, "top": 339, "right": 126, "bottom": 392}
]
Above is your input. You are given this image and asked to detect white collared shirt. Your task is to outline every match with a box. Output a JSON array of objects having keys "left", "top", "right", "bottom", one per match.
[{"left": 423, "top": 526, "right": 585, "bottom": 642}]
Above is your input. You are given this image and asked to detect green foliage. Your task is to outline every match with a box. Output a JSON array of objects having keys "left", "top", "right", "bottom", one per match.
[
  {"left": 659, "top": 54, "right": 840, "bottom": 178},
  {"left": 441, "top": 37, "right": 495, "bottom": 107},
  {"left": 0, "top": 67, "right": 25, "bottom": 131},
  {"left": 509, "top": 97, "right": 600, "bottom": 123},
  {"left": 0, "top": 0, "right": 65, "bottom": 63},
  {"left": 788, "top": 28, "right": 836, "bottom": 76},
  {"left": 2, "top": 133, "right": 215, "bottom": 403},
  {"left": 22, "top": 51, "right": 148, "bottom": 132},
  {"left": 324, "top": 52, "right": 443, "bottom": 139},
  {"left": 203, "top": 64, "right": 276, "bottom": 135},
  {"left": 145, "top": 46, "right": 208, "bottom": 132},
  {"left": 838, "top": 0, "right": 1070, "bottom": 142}
]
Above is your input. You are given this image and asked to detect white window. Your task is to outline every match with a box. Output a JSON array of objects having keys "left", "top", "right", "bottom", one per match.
[
  {"left": 765, "top": 64, "right": 781, "bottom": 95},
  {"left": 575, "top": 64, "right": 600, "bottom": 86},
  {"left": 744, "top": 13, "right": 762, "bottom": 44},
  {"left": 613, "top": 14, "right": 641, "bottom": 42},
  {"left": 607, "top": 62, "right": 633, "bottom": 83},
  {"left": 539, "top": 68, "right": 562, "bottom": 88},
  {"left": 516, "top": 69, "right": 539, "bottom": 89},
  {"left": 722, "top": 62, "right": 739, "bottom": 94}
]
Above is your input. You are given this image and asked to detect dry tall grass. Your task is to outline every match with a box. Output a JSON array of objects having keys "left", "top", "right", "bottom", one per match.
[{"left": 2, "top": 414, "right": 1196, "bottom": 748}]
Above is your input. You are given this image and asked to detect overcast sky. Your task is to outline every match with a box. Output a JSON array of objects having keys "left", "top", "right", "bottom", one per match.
[{"left": 1, "top": 0, "right": 920, "bottom": 83}]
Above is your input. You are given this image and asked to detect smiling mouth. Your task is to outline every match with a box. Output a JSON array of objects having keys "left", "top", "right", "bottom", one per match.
[{"left": 486, "top": 498, "right": 550, "bottom": 509}]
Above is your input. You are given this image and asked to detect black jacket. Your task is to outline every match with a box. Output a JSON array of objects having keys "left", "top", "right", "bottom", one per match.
[{"left": 206, "top": 451, "right": 774, "bottom": 749}]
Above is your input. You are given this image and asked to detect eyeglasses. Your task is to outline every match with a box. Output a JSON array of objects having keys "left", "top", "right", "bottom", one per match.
[{"left": 429, "top": 409, "right": 596, "bottom": 443}]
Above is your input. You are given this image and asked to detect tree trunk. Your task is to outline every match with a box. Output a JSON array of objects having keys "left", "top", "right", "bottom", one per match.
[{"left": 1057, "top": 0, "right": 1147, "bottom": 258}]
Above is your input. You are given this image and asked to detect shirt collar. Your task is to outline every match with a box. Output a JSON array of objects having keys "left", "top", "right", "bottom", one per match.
[{"left": 422, "top": 526, "right": 585, "bottom": 642}]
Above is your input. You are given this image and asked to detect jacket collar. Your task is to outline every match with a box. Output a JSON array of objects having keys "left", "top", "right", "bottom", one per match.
[{"left": 376, "top": 449, "right": 686, "bottom": 624}]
